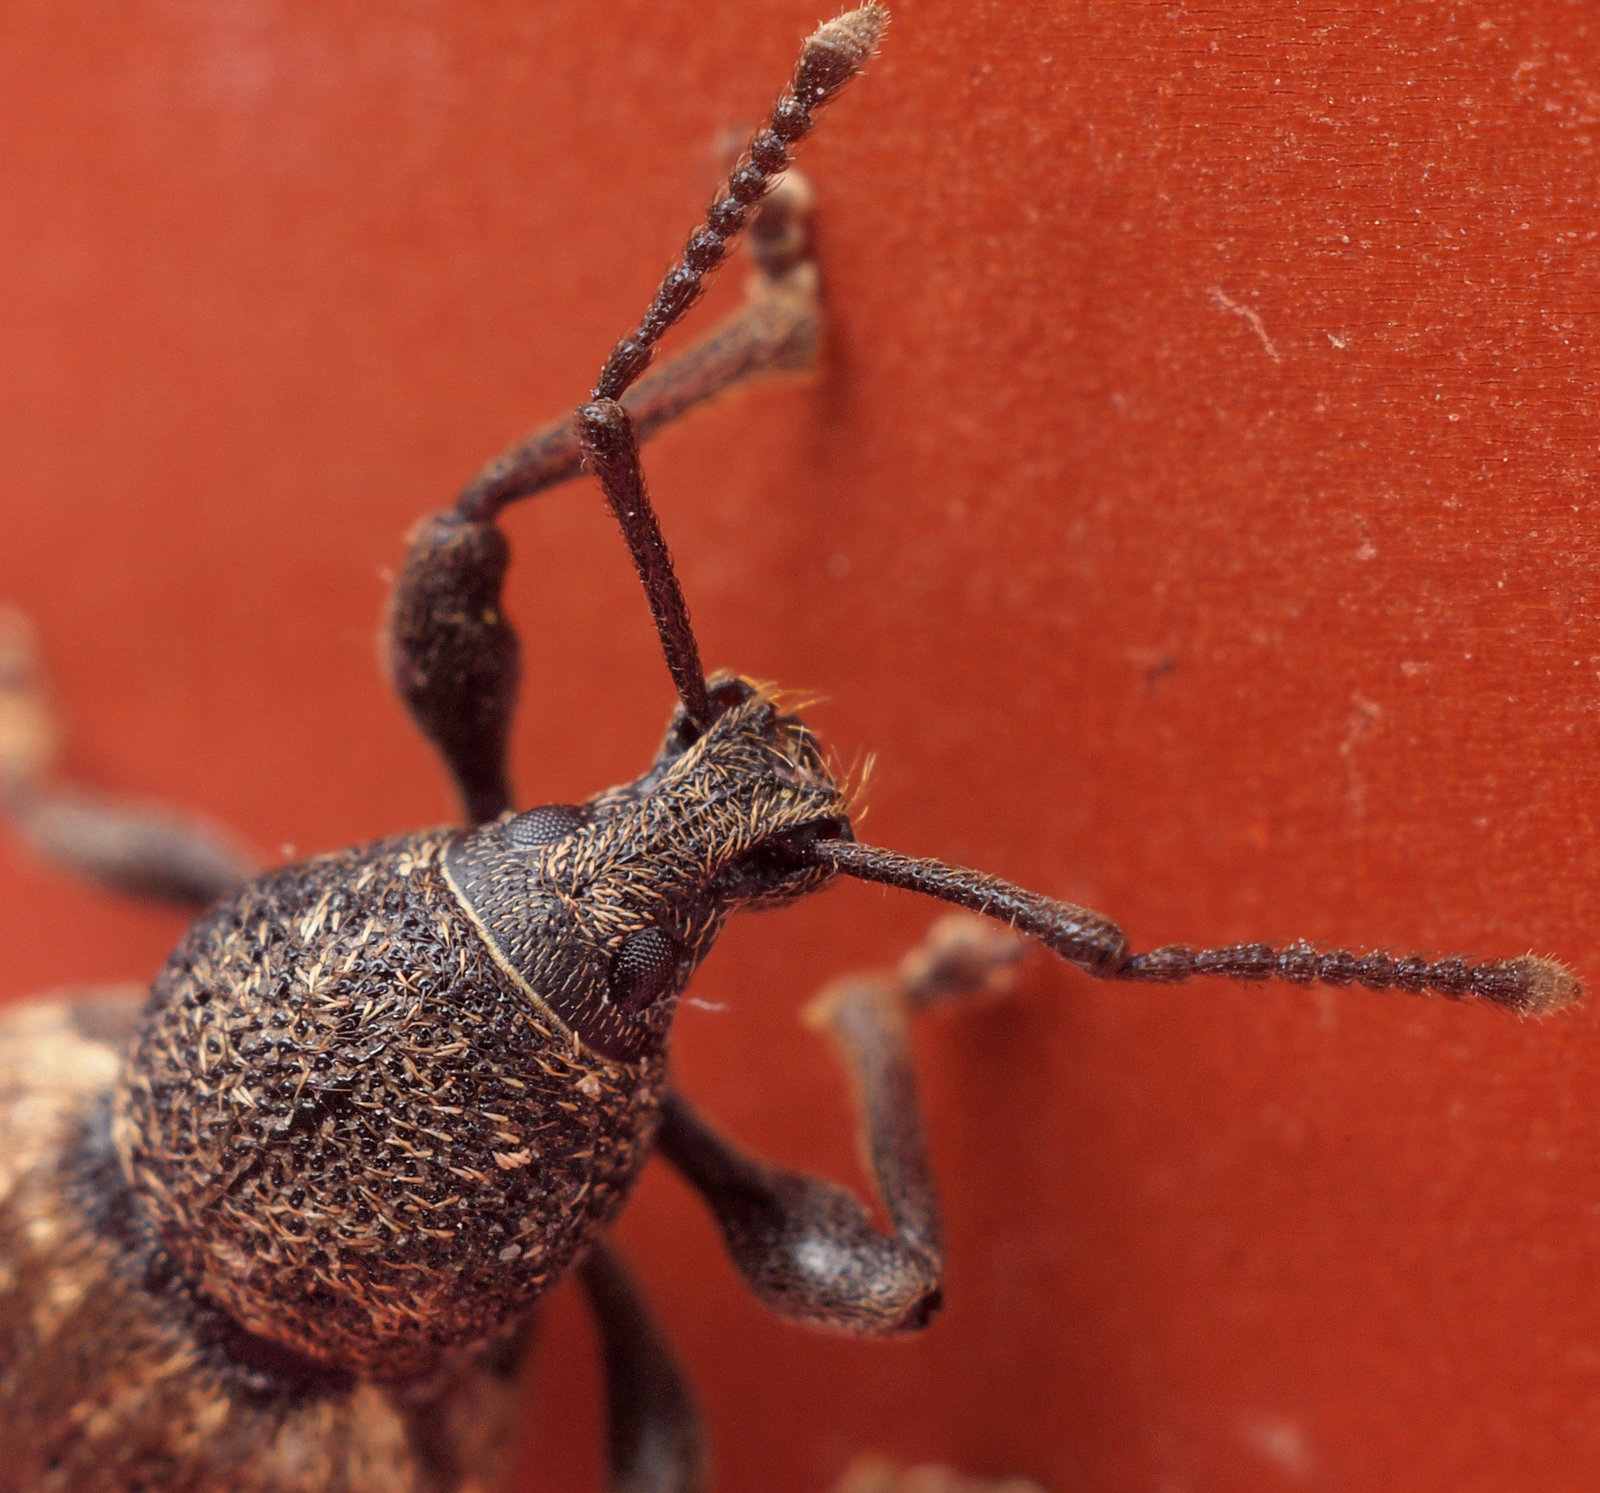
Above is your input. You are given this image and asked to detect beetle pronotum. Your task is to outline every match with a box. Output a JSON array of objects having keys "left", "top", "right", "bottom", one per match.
[{"left": 0, "top": 7, "right": 1578, "bottom": 1492}]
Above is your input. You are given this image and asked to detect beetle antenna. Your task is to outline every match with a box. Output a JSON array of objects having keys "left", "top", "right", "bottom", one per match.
[
  {"left": 576, "top": 5, "right": 889, "bottom": 733},
  {"left": 576, "top": 399, "right": 713, "bottom": 726},
  {"left": 594, "top": 5, "right": 889, "bottom": 405},
  {"left": 809, "top": 839, "right": 1581, "bottom": 1016}
]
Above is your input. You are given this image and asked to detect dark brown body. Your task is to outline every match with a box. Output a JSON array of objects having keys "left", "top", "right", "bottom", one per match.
[
  {"left": 0, "top": 824, "right": 668, "bottom": 1491},
  {"left": 118, "top": 830, "right": 663, "bottom": 1383},
  {"left": 0, "top": 674, "right": 852, "bottom": 1490}
]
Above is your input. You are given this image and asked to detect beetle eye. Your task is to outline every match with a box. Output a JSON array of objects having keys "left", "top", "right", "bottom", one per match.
[
  {"left": 506, "top": 803, "right": 589, "bottom": 850},
  {"left": 608, "top": 927, "right": 679, "bottom": 1013}
]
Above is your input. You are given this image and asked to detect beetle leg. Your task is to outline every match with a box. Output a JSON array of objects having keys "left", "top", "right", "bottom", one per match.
[
  {"left": 579, "top": 1242, "right": 709, "bottom": 1493},
  {"left": 388, "top": 174, "right": 823, "bottom": 825},
  {"left": 390, "top": 9, "right": 888, "bottom": 813},
  {"left": 0, "top": 608, "right": 257, "bottom": 907},
  {"left": 660, "top": 917, "right": 1026, "bottom": 1335},
  {"left": 458, "top": 170, "right": 821, "bottom": 524}
]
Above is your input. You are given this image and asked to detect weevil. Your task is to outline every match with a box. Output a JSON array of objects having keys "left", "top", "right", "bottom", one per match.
[{"left": 0, "top": 7, "right": 1581, "bottom": 1492}]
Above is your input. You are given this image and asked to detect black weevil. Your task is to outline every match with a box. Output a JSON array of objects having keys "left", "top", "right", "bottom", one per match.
[{"left": 0, "top": 8, "right": 1577, "bottom": 1491}]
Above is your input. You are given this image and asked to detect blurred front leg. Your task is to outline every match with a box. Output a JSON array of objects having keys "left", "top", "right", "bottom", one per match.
[
  {"left": 0, "top": 608, "right": 256, "bottom": 908},
  {"left": 580, "top": 1243, "right": 709, "bottom": 1493}
]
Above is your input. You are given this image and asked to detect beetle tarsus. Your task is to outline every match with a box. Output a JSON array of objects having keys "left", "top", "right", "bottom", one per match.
[{"left": 0, "top": 606, "right": 257, "bottom": 906}]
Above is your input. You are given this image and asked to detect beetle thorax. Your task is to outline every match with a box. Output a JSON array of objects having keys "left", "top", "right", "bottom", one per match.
[{"left": 112, "top": 831, "right": 665, "bottom": 1383}]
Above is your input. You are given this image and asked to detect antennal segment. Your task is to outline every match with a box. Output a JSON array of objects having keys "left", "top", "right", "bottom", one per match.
[
  {"left": 593, "top": 4, "right": 888, "bottom": 403},
  {"left": 811, "top": 839, "right": 1580, "bottom": 1017},
  {"left": 813, "top": 840, "right": 1132, "bottom": 973},
  {"left": 1115, "top": 941, "right": 1577, "bottom": 1015},
  {"left": 577, "top": 398, "right": 711, "bottom": 728}
]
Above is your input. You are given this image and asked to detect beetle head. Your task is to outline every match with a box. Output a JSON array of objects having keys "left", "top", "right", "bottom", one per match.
[{"left": 445, "top": 673, "right": 851, "bottom": 1062}]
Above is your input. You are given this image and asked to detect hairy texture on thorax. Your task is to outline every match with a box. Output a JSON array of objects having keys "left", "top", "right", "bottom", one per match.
[{"left": 114, "top": 832, "right": 664, "bottom": 1382}]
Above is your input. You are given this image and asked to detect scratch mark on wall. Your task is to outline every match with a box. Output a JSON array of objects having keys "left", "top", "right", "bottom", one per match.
[{"left": 1208, "top": 287, "right": 1281, "bottom": 363}]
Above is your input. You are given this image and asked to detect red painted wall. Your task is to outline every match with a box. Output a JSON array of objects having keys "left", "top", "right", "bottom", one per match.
[{"left": 2, "top": 2, "right": 1598, "bottom": 1489}]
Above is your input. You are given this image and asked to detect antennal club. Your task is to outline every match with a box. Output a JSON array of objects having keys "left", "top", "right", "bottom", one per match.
[
  {"left": 810, "top": 839, "right": 1580, "bottom": 1016},
  {"left": 593, "top": 5, "right": 890, "bottom": 405}
]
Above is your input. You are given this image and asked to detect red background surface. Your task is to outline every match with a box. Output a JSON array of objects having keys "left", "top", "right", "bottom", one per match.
[{"left": 3, "top": 2, "right": 1599, "bottom": 1489}]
